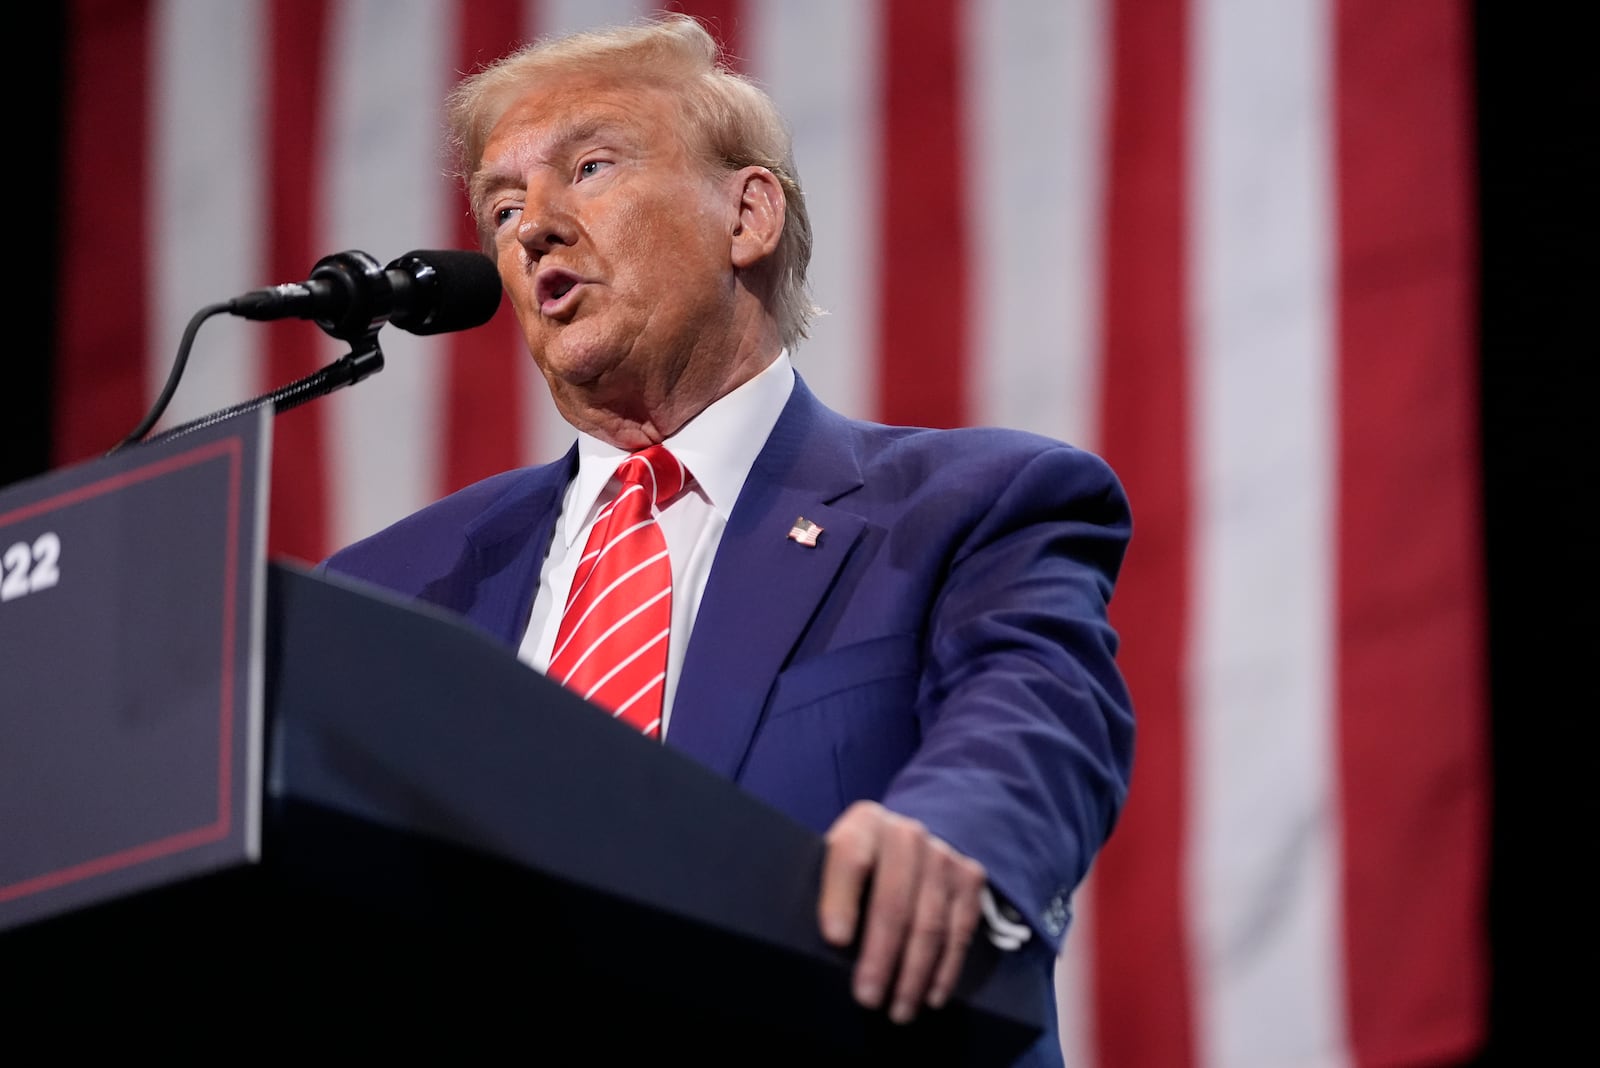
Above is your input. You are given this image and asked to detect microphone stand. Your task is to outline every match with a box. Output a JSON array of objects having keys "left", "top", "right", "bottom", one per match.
[
  {"left": 139, "top": 332, "right": 385, "bottom": 448},
  {"left": 110, "top": 248, "right": 500, "bottom": 455}
]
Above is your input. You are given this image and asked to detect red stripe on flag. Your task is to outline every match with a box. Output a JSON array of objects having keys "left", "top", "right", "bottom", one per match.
[
  {"left": 55, "top": 0, "right": 152, "bottom": 466},
  {"left": 667, "top": 1, "right": 746, "bottom": 69},
  {"left": 876, "top": 0, "right": 967, "bottom": 429},
  {"left": 1091, "top": 0, "right": 1196, "bottom": 1065},
  {"left": 1334, "top": 1, "right": 1489, "bottom": 1062},
  {"left": 442, "top": 0, "right": 528, "bottom": 497},
  {"left": 263, "top": 0, "right": 332, "bottom": 564},
  {"left": 456, "top": 0, "right": 525, "bottom": 76}
]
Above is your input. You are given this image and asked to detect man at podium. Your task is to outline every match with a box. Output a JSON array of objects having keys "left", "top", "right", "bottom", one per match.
[{"left": 322, "top": 14, "right": 1134, "bottom": 1066}]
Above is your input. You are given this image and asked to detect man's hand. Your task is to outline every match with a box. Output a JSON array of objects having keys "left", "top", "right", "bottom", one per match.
[{"left": 819, "top": 800, "right": 988, "bottom": 1024}]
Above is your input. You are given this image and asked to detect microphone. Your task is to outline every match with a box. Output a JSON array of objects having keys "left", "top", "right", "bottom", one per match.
[{"left": 226, "top": 248, "right": 502, "bottom": 341}]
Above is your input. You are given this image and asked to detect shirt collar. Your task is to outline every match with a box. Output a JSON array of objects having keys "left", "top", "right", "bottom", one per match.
[{"left": 561, "top": 351, "right": 796, "bottom": 547}]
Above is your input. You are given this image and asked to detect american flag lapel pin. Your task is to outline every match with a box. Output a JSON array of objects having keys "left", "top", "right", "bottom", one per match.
[{"left": 787, "top": 516, "right": 823, "bottom": 547}]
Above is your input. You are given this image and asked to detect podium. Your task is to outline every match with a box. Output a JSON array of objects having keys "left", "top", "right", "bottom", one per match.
[{"left": 0, "top": 412, "right": 1047, "bottom": 1063}]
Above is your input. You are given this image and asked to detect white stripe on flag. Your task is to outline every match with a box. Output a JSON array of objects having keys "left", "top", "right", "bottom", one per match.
[
  {"left": 957, "top": 3, "right": 1113, "bottom": 1060},
  {"left": 322, "top": 0, "right": 457, "bottom": 548},
  {"left": 965, "top": 0, "right": 1109, "bottom": 449},
  {"left": 748, "top": 0, "right": 883, "bottom": 422},
  {"left": 537, "top": 0, "right": 652, "bottom": 37},
  {"left": 1190, "top": 1, "right": 1344, "bottom": 1066},
  {"left": 1055, "top": 870, "right": 1098, "bottom": 1068},
  {"left": 151, "top": 0, "right": 268, "bottom": 428}
]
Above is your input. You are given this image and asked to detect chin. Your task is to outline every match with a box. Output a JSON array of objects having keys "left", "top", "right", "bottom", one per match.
[{"left": 537, "top": 330, "right": 627, "bottom": 388}]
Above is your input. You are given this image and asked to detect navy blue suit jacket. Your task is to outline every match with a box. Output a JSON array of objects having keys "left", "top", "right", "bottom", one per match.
[{"left": 323, "top": 374, "right": 1134, "bottom": 1061}]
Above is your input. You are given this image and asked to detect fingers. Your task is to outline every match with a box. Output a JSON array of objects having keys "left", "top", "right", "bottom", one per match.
[
  {"left": 887, "top": 852, "right": 942, "bottom": 1021},
  {"left": 926, "top": 849, "right": 985, "bottom": 1008},
  {"left": 853, "top": 810, "right": 922, "bottom": 1015},
  {"left": 818, "top": 801, "right": 988, "bottom": 1024},
  {"left": 888, "top": 837, "right": 985, "bottom": 1021},
  {"left": 818, "top": 801, "right": 880, "bottom": 947}
]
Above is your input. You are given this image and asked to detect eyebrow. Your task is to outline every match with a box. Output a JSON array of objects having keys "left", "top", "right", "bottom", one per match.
[{"left": 471, "top": 114, "right": 640, "bottom": 210}]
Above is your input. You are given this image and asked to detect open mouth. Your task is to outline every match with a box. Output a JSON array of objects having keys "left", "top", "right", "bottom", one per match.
[{"left": 536, "top": 268, "right": 584, "bottom": 312}]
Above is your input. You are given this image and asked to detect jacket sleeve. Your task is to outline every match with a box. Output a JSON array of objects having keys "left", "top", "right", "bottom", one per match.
[{"left": 880, "top": 442, "right": 1135, "bottom": 957}]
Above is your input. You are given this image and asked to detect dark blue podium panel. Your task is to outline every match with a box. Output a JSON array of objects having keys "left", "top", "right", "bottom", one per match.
[
  {"left": 0, "top": 410, "right": 269, "bottom": 931},
  {"left": 251, "top": 560, "right": 1049, "bottom": 1062}
]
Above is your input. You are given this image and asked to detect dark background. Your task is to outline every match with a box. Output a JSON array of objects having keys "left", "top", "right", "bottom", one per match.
[
  {"left": 4, "top": 5, "right": 1592, "bottom": 1062},
  {"left": 1471, "top": 2, "right": 1593, "bottom": 1063}
]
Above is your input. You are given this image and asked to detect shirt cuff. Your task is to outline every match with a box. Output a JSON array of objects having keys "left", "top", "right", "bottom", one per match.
[{"left": 980, "top": 885, "right": 1033, "bottom": 951}]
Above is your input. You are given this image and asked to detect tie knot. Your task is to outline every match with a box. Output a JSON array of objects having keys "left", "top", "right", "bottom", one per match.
[{"left": 618, "top": 444, "right": 687, "bottom": 507}]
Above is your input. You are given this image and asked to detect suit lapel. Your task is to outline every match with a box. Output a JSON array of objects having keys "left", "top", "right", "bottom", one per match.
[
  {"left": 457, "top": 447, "right": 577, "bottom": 646},
  {"left": 667, "top": 380, "right": 866, "bottom": 779}
]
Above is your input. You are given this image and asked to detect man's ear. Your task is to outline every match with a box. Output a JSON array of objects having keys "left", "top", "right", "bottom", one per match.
[{"left": 730, "top": 167, "right": 785, "bottom": 269}]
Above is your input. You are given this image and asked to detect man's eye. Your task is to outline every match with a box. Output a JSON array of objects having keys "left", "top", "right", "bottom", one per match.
[
  {"left": 578, "top": 159, "right": 610, "bottom": 180},
  {"left": 493, "top": 206, "right": 519, "bottom": 227}
]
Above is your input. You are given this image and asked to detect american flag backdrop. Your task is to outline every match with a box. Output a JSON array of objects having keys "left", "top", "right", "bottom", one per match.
[{"left": 52, "top": 1, "right": 1486, "bottom": 1065}]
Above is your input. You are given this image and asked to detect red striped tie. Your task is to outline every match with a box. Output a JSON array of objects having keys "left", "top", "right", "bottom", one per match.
[{"left": 547, "top": 445, "right": 686, "bottom": 739}]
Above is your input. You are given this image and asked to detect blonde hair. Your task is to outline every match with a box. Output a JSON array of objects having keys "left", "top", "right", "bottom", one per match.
[{"left": 446, "top": 13, "right": 818, "bottom": 351}]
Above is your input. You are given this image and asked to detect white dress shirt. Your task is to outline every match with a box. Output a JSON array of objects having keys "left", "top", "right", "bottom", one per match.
[{"left": 517, "top": 352, "right": 796, "bottom": 737}]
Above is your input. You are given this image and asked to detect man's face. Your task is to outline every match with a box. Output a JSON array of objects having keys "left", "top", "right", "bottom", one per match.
[{"left": 474, "top": 72, "right": 748, "bottom": 440}]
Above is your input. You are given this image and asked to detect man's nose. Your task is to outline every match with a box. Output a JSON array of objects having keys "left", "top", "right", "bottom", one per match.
[{"left": 518, "top": 183, "right": 577, "bottom": 256}]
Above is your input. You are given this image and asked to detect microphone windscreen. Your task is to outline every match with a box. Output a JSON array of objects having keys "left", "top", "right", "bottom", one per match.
[{"left": 389, "top": 249, "right": 504, "bottom": 335}]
